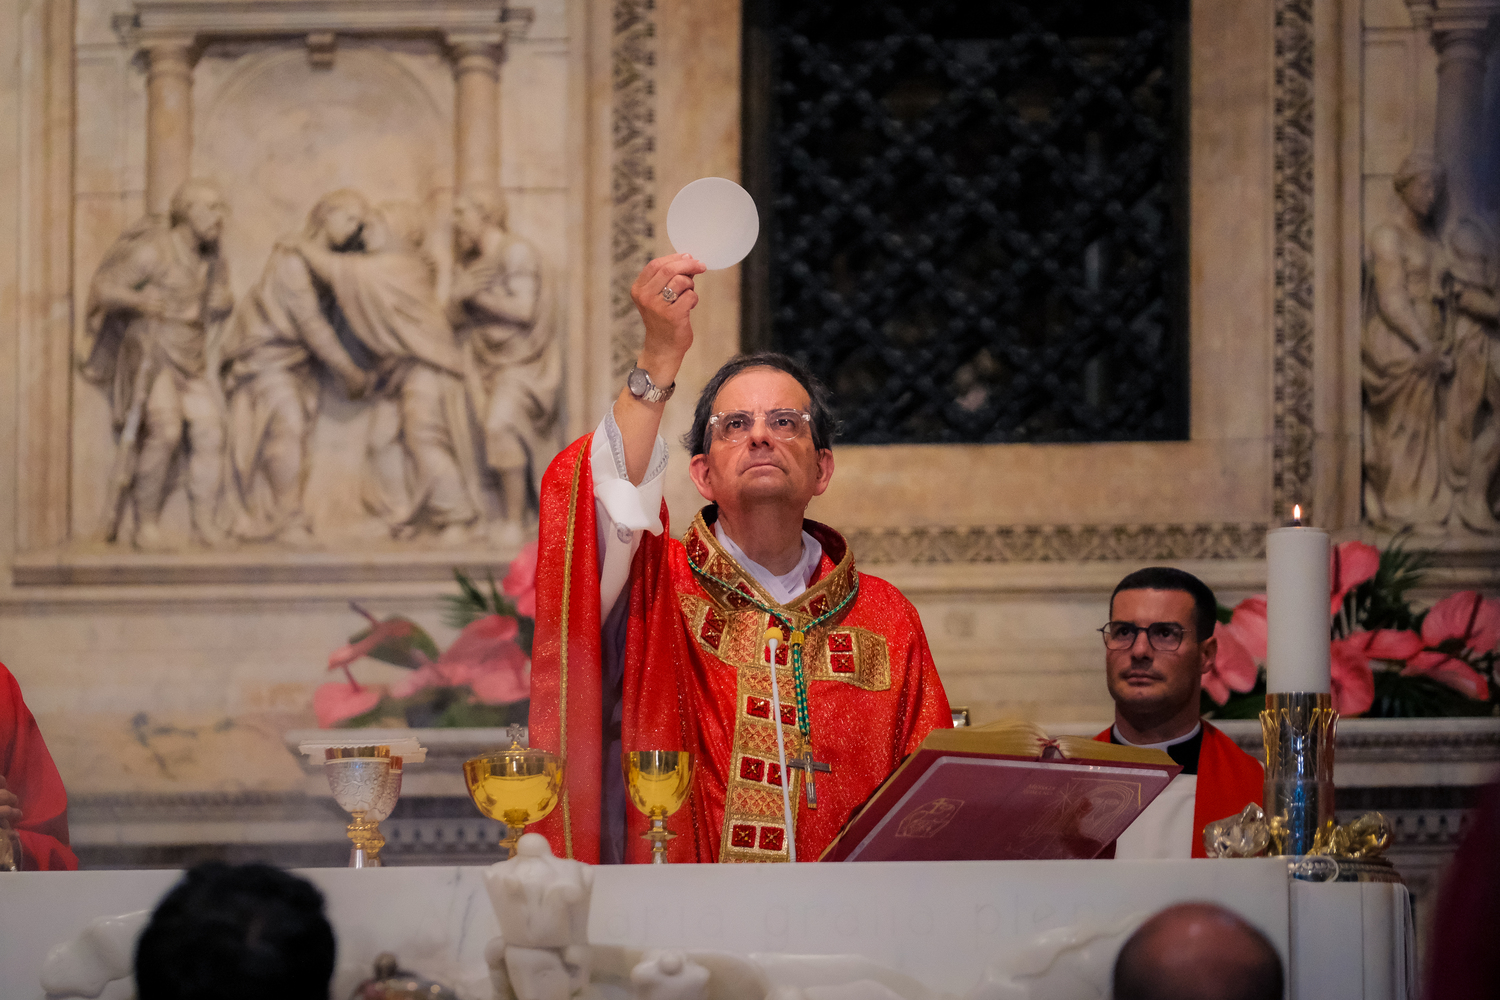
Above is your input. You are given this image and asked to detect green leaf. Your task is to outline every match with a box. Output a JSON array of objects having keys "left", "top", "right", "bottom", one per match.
[
  {"left": 348, "top": 616, "right": 440, "bottom": 668},
  {"left": 435, "top": 699, "right": 530, "bottom": 729},
  {"left": 1351, "top": 534, "right": 1432, "bottom": 633},
  {"left": 442, "top": 569, "right": 494, "bottom": 630},
  {"left": 1365, "top": 670, "right": 1495, "bottom": 718}
]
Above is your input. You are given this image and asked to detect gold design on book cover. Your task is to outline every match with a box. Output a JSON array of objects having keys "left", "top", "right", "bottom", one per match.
[
  {"left": 896, "top": 798, "right": 963, "bottom": 838},
  {"left": 1015, "top": 779, "right": 1140, "bottom": 854}
]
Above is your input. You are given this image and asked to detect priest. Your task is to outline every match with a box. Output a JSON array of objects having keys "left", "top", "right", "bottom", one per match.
[
  {"left": 529, "top": 254, "right": 952, "bottom": 863},
  {"left": 1094, "top": 567, "right": 1264, "bottom": 859},
  {"left": 1, "top": 662, "right": 78, "bottom": 870}
]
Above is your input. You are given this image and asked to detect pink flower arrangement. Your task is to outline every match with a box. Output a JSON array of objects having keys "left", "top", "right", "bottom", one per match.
[
  {"left": 314, "top": 546, "right": 538, "bottom": 728},
  {"left": 1204, "top": 540, "right": 1500, "bottom": 718}
]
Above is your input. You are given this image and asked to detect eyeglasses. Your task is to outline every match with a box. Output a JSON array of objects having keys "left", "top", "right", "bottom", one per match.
[
  {"left": 1098, "top": 621, "right": 1192, "bottom": 651},
  {"left": 707, "top": 409, "right": 811, "bottom": 445}
]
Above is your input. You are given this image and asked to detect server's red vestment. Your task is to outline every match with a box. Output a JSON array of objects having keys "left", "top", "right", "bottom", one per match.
[
  {"left": 1, "top": 663, "right": 78, "bottom": 870},
  {"left": 529, "top": 435, "right": 952, "bottom": 863},
  {"left": 1093, "top": 722, "right": 1263, "bottom": 858}
]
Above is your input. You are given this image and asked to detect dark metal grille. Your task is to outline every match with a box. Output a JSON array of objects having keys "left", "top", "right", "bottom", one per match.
[{"left": 743, "top": 1, "right": 1190, "bottom": 444}]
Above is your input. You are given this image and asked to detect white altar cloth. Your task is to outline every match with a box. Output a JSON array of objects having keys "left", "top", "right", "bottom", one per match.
[{"left": 0, "top": 859, "right": 1408, "bottom": 1000}]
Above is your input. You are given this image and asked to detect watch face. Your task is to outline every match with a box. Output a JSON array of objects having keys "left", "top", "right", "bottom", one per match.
[{"left": 628, "top": 366, "right": 651, "bottom": 397}]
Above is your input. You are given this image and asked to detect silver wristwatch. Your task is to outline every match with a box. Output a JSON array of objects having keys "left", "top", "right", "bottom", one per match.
[{"left": 626, "top": 364, "right": 675, "bottom": 404}]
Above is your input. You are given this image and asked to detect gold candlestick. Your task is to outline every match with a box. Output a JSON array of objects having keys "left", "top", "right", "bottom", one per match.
[
  {"left": 624, "top": 750, "right": 694, "bottom": 864},
  {"left": 464, "top": 735, "right": 563, "bottom": 858},
  {"left": 1260, "top": 692, "right": 1338, "bottom": 856}
]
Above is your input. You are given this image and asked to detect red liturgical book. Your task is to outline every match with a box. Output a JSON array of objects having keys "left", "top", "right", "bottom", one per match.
[{"left": 820, "top": 722, "right": 1182, "bottom": 862}]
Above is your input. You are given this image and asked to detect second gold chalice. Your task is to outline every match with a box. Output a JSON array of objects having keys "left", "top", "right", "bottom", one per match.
[
  {"left": 624, "top": 750, "right": 694, "bottom": 863},
  {"left": 464, "top": 735, "right": 563, "bottom": 859}
]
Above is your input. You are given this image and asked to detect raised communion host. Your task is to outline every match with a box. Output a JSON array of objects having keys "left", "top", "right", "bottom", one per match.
[
  {"left": 1095, "top": 567, "right": 1264, "bottom": 858},
  {"left": 528, "top": 253, "right": 952, "bottom": 863}
]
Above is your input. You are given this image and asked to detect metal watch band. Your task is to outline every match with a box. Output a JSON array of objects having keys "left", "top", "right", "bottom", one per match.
[{"left": 627, "top": 364, "right": 675, "bottom": 404}]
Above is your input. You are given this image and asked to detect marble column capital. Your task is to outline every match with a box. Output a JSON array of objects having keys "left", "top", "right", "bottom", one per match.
[
  {"left": 140, "top": 36, "right": 198, "bottom": 75},
  {"left": 1405, "top": 0, "right": 1500, "bottom": 35},
  {"left": 446, "top": 30, "right": 506, "bottom": 66}
]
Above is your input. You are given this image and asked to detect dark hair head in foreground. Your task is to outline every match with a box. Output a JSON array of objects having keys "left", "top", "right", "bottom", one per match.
[
  {"left": 683, "top": 352, "right": 838, "bottom": 457},
  {"left": 135, "top": 861, "right": 336, "bottom": 1000},
  {"left": 1113, "top": 901, "right": 1283, "bottom": 1000}
]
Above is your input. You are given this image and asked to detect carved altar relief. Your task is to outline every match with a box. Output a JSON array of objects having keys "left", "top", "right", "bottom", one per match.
[
  {"left": 69, "top": 0, "right": 565, "bottom": 553},
  {"left": 1361, "top": 1, "right": 1500, "bottom": 540}
]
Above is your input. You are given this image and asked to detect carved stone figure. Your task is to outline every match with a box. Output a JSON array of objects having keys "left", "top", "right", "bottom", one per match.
[
  {"left": 1363, "top": 153, "right": 1455, "bottom": 529},
  {"left": 1439, "top": 218, "right": 1500, "bottom": 533},
  {"left": 484, "top": 832, "right": 594, "bottom": 1000},
  {"left": 219, "top": 189, "right": 374, "bottom": 544},
  {"left": 449, "top": 187, "right": 561, "bottom": 546},
  {"left": 81, "top": 180, "right": 233, "bottom": 551},
  {"left": 296, "top": 198, "right": 485, "bottom": 543}
]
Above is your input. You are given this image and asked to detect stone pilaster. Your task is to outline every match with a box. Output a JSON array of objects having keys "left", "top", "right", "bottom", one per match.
[
  {"left": 448, "top": 34, "right": 503, "bottom": 193},
  {"left": 143, "top": 38, "right": 195, "bottom": 215},
  {"left": 1407, "top": 0, "right": 1500, "bottom": 219}
]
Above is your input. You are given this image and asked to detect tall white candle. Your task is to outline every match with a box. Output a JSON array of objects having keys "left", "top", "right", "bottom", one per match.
[{"left": 1266, "top": 521, "right": 1331, "bottom": 693}]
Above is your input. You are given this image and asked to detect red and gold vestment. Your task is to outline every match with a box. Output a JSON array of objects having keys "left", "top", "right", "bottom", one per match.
[
  {"left": 1, "top": 663, "right": 77, "bottom": 870},
  {"left": 529, "top": 435, "right": 952, "bottom": 863}
]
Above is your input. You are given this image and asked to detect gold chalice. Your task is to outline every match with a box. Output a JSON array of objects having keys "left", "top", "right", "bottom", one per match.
[
  {"left": 463, "top": 735, "right": 563, "bottom": 858},
  {"left": 324, "top": 746, "right": 400, "bottom": 868},
  {"left": 298, "top": 736, "right": 425, "bottom": 869},
  {"left": 623, "top": 750, "right": 694, "bottom": 863}
]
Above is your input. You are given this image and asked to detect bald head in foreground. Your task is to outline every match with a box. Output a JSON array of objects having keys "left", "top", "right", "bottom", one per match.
[{"left": 1113, "top": 902, "right": 1283, "bottom": 1000}]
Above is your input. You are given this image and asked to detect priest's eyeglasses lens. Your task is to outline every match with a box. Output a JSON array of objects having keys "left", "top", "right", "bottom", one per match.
[
  {"left": 1099, "top": 621, "right": 1188, "bottom": 651},
  {"left": 709, "top": 409, "right": 811, "bottom": 444}
]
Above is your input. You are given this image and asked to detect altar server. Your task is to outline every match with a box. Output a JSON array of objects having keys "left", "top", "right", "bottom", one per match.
[
  {"left": 1094, "top": 568, "right": 1264, "bottom": 859},
  {"left": 528, "top": 254, "right": 952, "bottom": 863},
  {"left": 0, "top": 662, "right": 77, "bottom": 870}
]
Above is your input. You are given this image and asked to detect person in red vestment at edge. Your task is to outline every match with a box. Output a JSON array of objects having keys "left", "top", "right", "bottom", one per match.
[
  {"left": 1094, "top": 568, "right": 1264, "bottom": 859},
  {"left": 0, "top": 662, "right": 78, "bottom": 870},
  {"left": 529, "top": 254, "right": 952, "bottom": 864}
]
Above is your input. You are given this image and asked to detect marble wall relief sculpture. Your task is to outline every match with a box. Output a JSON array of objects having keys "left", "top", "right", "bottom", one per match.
[
  {"left": 80, "top": 180, "right": 234, "bottom": 551},
  {"left": 72, "top": 4, "right": 561, "bottom": 553},
  {"left": 1362, "top": 3, "right": 1500, "bottom": 538},
  {"left": 450, "top": 186, "right": 560, "bottom": 548}
]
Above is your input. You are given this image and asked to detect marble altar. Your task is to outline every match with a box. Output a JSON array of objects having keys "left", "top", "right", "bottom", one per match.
[{"left": 0, "top": 857, "right": 1412, "bottom": 1000}]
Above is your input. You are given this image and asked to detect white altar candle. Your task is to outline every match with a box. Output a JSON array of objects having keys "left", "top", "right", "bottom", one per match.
[{"left": 1266, "top": 511, "right": 1331, "bottom": 693}]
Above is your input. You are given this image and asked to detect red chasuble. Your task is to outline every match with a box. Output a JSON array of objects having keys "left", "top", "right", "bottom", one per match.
[
  {"left": 529, "top": 435, "right": 952, "bottom": 863},
  {"left": 1093, "top": 722, "right": 1263, "bottom": 859},
  {"left": 1, "top": 663, "right": 78, "bottom": 870}
]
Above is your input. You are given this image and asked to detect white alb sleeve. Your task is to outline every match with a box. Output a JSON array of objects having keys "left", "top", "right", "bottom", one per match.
[{"left": 591, "top": 405, "right": 668, "bottom": 620}]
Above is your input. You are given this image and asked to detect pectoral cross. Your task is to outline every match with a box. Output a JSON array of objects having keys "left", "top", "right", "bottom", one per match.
[{"left": 787, "top": 748, "right": 831, "bottom": 809}]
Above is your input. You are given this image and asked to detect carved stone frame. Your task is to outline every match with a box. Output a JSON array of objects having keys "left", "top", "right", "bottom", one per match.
[{"left": 616, "top": 0, "right": 1352, "bottom": 568}]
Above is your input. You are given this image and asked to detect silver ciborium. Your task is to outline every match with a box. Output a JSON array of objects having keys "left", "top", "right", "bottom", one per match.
[{"left": 300, "top": 737, "right": 426, "bottom": 867}]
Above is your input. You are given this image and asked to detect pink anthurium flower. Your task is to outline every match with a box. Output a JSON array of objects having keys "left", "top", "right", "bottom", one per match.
[
  {"left": 1221, "top": 596, "right": 1268, "bottom": 661},
  {"left": 328, "top": 615, "right": 416, "bottom": 672},
  {"left": 503, "top": 541, "right": 538, "bottom": 618},
  {"left": 1329, "top": 542, "right": 1381, "bottom": 616},
  {"left": 313, "top": 681, "right": 384, "bottom": 728},
  {"left": 1328, "top": 636, "right": 1381, "bottom": 716},
  {"left": 389, "top": 615, "right": 531, "bottom": 705},
  {"left": 439, "top": 615, "right": 529, "bottom": 705},
  {"left": 1399, "top": 592, "right": 1500, "bottom": 699},
  {"left": 1204, "top": 621, "right": 1261, "bottom": 705}
]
